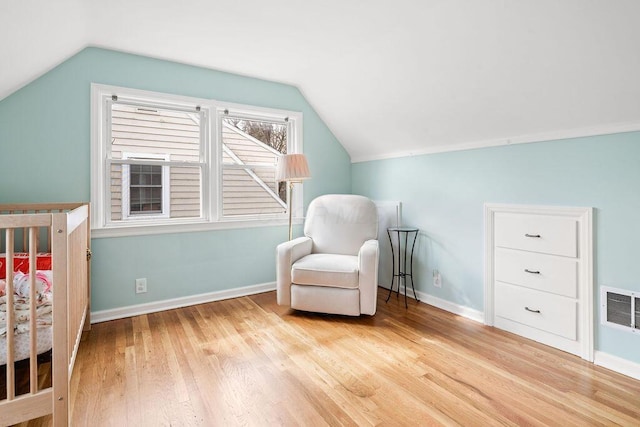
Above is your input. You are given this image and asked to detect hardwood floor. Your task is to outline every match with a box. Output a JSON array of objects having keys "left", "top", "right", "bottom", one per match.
[{"left": 18, "top": 290, "right": 640, "bottom": 426}]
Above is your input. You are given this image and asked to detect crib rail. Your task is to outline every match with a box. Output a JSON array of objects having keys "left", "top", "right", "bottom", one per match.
[
  {"left": 0, "top": 203, "right": 81, "bottom": 253},
  {"left": 0, "top": 203, "right": 90, "bottom": 426}
]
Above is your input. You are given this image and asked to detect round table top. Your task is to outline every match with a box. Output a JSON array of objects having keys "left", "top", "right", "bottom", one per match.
[{"left": 387, "top": 227, "right": 419, "bottom": 232}]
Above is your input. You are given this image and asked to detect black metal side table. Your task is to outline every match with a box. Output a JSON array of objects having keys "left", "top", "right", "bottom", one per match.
[{"left": 386, "top": 227, "right": 419, "bottom": 308}]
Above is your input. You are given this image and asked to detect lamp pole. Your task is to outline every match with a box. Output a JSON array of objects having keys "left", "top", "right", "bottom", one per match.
[{"left": 288, "top": 181, "right": 294, "bottom": 241}]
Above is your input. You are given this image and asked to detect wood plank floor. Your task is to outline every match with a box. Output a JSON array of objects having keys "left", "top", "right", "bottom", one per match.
[{"left": 18, "top": 290, "right": 640, "bottom": 426}]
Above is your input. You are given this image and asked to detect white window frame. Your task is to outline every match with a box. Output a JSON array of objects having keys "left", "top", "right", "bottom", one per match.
[
  {"left": 91, "top": 84, "right": 304, "bottom": 238},
  {"left": 121, "top": 152, "right": 171, "bottom": 220}
]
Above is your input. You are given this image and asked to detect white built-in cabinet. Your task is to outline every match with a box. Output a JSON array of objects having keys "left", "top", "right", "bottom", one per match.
[{"left": 484, "top": 204, "right": 593, "bottom": 361}]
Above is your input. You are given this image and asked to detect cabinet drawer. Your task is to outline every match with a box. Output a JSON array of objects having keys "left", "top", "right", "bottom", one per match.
[
  {"left": 495, "top": 248, "right": 577, "bottom": 298},
  {"left": 494, "top": 213, "right": 577, "bottom": 257},
  {"left": 495, "top": 281, "right": 577, "bottom": 340}
]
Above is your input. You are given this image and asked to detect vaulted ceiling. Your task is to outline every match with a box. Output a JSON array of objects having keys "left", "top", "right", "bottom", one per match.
[{"left": 2, "top": 1, "right": 639, "bottom": 162}]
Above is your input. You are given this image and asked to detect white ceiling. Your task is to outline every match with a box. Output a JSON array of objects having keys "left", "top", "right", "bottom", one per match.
[{"left": 2, "top": 1, "right": 639, "bottom": 162}]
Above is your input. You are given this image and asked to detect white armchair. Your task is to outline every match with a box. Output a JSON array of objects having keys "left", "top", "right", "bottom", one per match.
[{"left": 276, "top": 194, "right": 379, "bottom": 316}]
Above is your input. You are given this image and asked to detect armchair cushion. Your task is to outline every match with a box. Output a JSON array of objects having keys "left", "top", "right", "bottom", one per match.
[
  {"left": 292, "top": 254, "right": 359, "bottom": 289},
  {"left": 304, "top": 194, "right": 378, "bottom": 255}
]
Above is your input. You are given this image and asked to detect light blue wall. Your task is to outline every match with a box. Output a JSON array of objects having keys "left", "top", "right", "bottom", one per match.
[
  {"left": 0, "top": 47, "right": 351, "bottom": 311},
  {"left": 352, "top": 134, "right": 640, "bottom": 363}
]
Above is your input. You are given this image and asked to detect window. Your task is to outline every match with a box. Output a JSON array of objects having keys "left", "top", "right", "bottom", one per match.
[
  {"left": 91, "top": 84, "right": 303, "bottom": 237},
  {"left": 219, "top": 113, "right": 289, "bottom": 218},
  {"left": 129, "top": 164, "right": 163, "bottom": 213},
  {"left": 105, "top": 97, "right": 205, "bottom": 225},
  {"left": 121, "top": 153, "right": 170, "bottom": 219}
]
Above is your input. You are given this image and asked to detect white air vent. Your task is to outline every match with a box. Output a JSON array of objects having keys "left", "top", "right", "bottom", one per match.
[{"left": 601, "top": 286, "right": 639, "bottom": 333}]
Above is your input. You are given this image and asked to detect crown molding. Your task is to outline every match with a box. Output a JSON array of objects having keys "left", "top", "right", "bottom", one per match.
[{"left": 351, "top": 121, "right": 640, "bottom": 164}]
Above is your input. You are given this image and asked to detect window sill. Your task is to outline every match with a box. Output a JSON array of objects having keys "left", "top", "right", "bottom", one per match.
[{"left": 91, "top": 217, "right": 304, "bottom": 239}]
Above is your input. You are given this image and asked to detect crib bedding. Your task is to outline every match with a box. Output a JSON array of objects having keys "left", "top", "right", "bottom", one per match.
[
  {"left": 0, "top": 270, "right": 53, "bottom": 365},
  {"left": 0, "top": 252, "right": 52, "bottom": 279},
  {"left": 0, "top": 325, "right": 52, "bottom": 366}
]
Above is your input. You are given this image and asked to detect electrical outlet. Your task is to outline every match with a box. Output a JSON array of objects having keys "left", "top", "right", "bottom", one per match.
[
  {"left": 135, "top": 278, "right": 147, "bottom": 294},
  {"left": 433, "top": 270, "right": 442, "bottom": 288}
]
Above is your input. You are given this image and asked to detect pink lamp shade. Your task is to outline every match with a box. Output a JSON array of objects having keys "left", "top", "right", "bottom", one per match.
[{"left": 276, "top": 154, "right": 311, "bottom": 182}]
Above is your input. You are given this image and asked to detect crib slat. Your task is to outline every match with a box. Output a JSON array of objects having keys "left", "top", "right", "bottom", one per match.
[
  {"left": 5, "top": 228, "right": 15, "bottom": 400},
  {"left": 29, "top": 226, "right": 38, "bottom": 394},
  {"left": 46, "top": 224, "right": 52, "bottom": 252}
]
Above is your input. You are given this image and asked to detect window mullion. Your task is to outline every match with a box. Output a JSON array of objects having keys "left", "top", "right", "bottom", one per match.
[{"left": 213, "top": 108, "right": 223, "bottom": 221}]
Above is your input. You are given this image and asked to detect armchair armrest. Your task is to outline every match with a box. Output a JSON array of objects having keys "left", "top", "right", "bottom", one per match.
[
  {"left": 276, "top": 236, "right": 312, "bottom": 306},
  {"left": 358, "top": 239, "right": 379, "bottom": 315}
]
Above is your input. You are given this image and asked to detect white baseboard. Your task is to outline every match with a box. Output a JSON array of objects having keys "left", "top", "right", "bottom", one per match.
[
  {"left": 416, "top": 290, "right": 485, "bottom": 323},
  {"left": 594, "top": 351, "right": 640, "bottom": 381},
  {"left": 380, "top": 284, "right": 484, "bottom": 323},
  {"left": 91, "top": 281, "right": 276, "bottom": 323}
]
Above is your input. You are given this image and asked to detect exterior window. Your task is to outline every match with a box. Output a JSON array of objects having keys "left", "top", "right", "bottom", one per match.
[
  {"left": 220, "top": 114, "right": 289, "bottom": 217},
  {"left": 121, "top": 153, "right": 170, "bottom": 219},
  {"left": 91, "top": 84, "right": 303, "bottom": 236},
  {"left": 130, "top": 165, "right": 162, "bottom": 213}
]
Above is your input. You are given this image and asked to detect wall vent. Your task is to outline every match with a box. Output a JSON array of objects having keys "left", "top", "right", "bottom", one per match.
[{"left": 601, "top": 286, "right": 639, "bottom": 334}]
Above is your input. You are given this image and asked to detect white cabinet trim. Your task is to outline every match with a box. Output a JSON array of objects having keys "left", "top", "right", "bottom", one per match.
[{"left": 484, "top": 203, "right": 594, "bottom": 361}]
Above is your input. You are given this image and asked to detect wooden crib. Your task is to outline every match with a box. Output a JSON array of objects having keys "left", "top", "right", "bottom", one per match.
[{"left": 0, "top": 203, "right": 91, "bottom": 426}]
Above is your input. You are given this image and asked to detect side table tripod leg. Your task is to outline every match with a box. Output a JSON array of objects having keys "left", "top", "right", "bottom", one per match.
[
  {"left": 403, "top": 232, "right": 408, "bottom": 308},
  {"left": 386, "top": 276, "right": 394, "bottom": 302},
  {"left": 409, "top": 274, "right": 419, "bottom": 302},
  {"left": 385, "top": 229, "right": 395, "bottom": 303},
  {"left": 404, "top": 275, "right": 408, "bottom": 308},
  {"left": 409, "top": 230, "right": 419, "bottom": 302}
]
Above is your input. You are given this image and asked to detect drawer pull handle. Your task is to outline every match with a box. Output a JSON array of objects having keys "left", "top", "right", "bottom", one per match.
[
  {"left": 525, "top": 307, "right": 541, "bottom": 314},
  {"left": 524, "top": 269, "right": 540, "bottom": 274},
  {"left": 525, "top": 234, "right": 541, "bottom": 238}
]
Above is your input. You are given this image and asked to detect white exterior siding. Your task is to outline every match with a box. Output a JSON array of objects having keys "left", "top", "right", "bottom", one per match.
[{"left": 222, "top": 168, "right": 285, "bottom": 216}]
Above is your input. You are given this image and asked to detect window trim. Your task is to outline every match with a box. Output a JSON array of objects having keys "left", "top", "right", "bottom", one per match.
[{"left": 91, "top": 84, "right": 305, "bottom": 238}]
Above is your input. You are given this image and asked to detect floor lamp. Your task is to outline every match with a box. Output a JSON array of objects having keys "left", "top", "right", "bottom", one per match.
[{"left": 276, "top": 154, "right": 311, "bottom": 240}]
